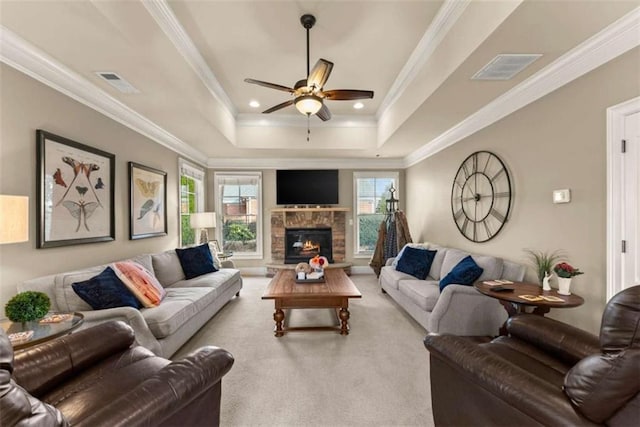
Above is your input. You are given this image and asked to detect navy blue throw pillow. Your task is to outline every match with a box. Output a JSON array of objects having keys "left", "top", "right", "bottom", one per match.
[
  {"left": 396, "top": 247, "right": 437, "bottom": 280},
  {"left": 175, "top": 244, "right": 218, "bottom": 279},
  {"left": 439, "top": 256, "right": 484, "bottom": 291},
  {"left": 72, "top": 267, "right": 142, "bottom": 310}
]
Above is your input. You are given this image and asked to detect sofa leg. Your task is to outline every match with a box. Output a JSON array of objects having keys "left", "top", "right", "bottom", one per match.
[
  {"left": 235, "top": 291, "right": 240, "bottom": 297},
  {"left": 381, "top": 288, "right": 387, "bottom": 294}
]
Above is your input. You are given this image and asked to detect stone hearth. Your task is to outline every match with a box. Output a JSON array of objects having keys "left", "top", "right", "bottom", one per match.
[{"left": 270, "top": 208, "right": 348, "bottom": 263}]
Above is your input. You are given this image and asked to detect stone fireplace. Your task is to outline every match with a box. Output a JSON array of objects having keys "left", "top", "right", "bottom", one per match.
[
  {"left": 270, "top": 208, "right": 348, "bottom": 264},
  {"left": 284, "top": 227, "right": 333, "bottom": 264}
]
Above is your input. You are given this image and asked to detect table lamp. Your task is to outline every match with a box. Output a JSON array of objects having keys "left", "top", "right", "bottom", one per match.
[
  {"left": 0, "top": 195, "right": 29, "bottom": 244},
  {"left": 189, "top": 212, "right": 216, "bottom": 244}
]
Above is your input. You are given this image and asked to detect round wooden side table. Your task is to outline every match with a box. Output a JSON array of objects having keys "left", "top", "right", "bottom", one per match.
[{"left": 474, "top": 281, "right": 584, "bottom": 334}]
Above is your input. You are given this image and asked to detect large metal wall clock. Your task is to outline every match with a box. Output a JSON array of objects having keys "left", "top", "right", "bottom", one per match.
[{"left": 451, "top": 151, "right": 512, "bottom": 242}]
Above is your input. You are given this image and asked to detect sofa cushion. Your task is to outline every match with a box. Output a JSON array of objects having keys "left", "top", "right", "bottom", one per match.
[
  {"left": 141, "top": 287, "right": 217, "bottom": 339},
  {"left": 392, "top": 243, "right": 429, "bottom": 267},
  {"left": 379, "top": 266, "right": 417, "bottom": 291},
  {"left": 398, "top": 279, "right": 441, "bottom": 311},
  {"left": 54, "top": 266, "right": 105, "bottom": 312},
  {"left": 151, "top": 250, "right": 186, "bottom": 286},
  {"left": 170, "top": 269, "right": 241, "bottom": 293},
  {"left": 440, "top": 249, "right": 504, "bottom": 281},
  {"left": 72, "top": 267, "right": 142, "bottom": 310},
  {"left": 127, "top": 254, "right": 155, "bottom": 275},
  {"left": 111, "top": 261, "right": 166, "bottom": 308},
  {"left": 439, "top": 256, "right": 484, "bottom": 291},
  {"left": 175, "top": 244, "right": 218, "bottom": 280},
  {"left": 427, "top": 245, "right": 448, "bottom": 280},
  {"left": 396, "top": 248, "right": 437, "bottom": 280}
]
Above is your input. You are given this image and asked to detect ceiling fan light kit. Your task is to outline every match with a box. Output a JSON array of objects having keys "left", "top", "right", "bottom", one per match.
[
  {"left": 295, "top": 94, "right": 323, "bottom": 115},
  {"left": 244, "top": 13, "right": 374, "bottom": 121}
]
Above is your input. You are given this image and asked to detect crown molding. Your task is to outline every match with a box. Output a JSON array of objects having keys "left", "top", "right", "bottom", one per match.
[
  {"left": 376, "top": 0, "right": 470, "bottom": 120},
  {"left": 236, "top": 113, "right": 378, "bottom": 128},
  {"left": 207, "top": 157, "right": 404, "bottom": 170},
  {"left": 404, "top": 6, "right": 640, "bottom": 168},
  {"left": 0, "top": 26, "right": 209, "bottom": 165},
  {"left": 142, "top": 0, "right": 237, "bottom": 121}
]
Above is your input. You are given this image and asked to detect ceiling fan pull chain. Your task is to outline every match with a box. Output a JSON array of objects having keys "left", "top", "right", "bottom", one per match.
[{"left": 307, "top": 114, "right": 311, "bottom": 142}]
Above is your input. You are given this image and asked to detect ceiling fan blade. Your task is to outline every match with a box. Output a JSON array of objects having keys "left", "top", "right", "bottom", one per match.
[
  {"left": 244, "top": 78, "right": 295, "bottom": 93},
  {"left": 307, "top": 59, "right": 334, "bottom": 90},
  {"left": 316, "top": 103, "right": 332, "bottom": 121},
  {"left": 262, "top": 99, "right": 295, "bottom": 114},
  {"left": 323, "top": 89, "right": 374, "bottom": 100}
]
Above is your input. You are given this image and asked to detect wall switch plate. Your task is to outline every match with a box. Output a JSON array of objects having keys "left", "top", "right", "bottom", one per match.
[{"left": 553, "top": 189, "right": 571, "bottom": 204}]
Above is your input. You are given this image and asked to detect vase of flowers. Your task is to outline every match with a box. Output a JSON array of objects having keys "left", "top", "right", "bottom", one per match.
[{"left": 554, "top": 262, "right": 583, "bottom": 295}]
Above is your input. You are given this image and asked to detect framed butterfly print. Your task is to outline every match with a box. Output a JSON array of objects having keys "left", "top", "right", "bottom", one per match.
[
  {"left": 129, "top": 162, "right": 167, "bottom": 240},
  {"left": 36, "top": 130, "right": 115, "bottom": 248}
]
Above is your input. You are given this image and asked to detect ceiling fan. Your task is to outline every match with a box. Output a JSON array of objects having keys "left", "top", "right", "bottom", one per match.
[{"left": 244, "top": 14, "right": 374, "bottom": 121}]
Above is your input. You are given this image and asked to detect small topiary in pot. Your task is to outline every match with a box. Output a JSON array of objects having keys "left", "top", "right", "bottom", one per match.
[{"left": 5, "top": 291, "right": 51, "bottom": 323}]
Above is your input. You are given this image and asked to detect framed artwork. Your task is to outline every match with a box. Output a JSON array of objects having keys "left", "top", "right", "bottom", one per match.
[
  {"left": 129, "top": 162, "right": 167, "bottom": 240},
  {"left": 36, "top": 130, "right": 115, "bottom": 248}
]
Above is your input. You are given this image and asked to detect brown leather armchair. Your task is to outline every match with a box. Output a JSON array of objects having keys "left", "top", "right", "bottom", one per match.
[
  {"left": 424, "top": 285, "right": 640, "bottom": 426},
  {"left": 1, "top": 320, "right": 234, "bottom": 426}
]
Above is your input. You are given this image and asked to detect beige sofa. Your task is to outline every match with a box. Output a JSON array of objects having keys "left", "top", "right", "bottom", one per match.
[
  {"left": 380, "top": 243, "right": 526, "bottom": 336},
  {"left": 19, "top": 249, "right": 242, "bottom": 357}
]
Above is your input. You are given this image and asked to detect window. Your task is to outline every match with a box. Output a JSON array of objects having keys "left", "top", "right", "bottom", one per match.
[
  {"left": 353, "top": 172, "right": 399, "bottom": 256},
  {"left": 179, "top": 159, "right": 205, "bottom": 247},
  {"left": 214, "top": 172, "right": 262, "bottom": 258}
]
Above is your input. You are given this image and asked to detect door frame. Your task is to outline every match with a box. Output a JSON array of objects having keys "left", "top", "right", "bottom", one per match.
[{"left": 606, "top": 96, "right": 640, "bottom": 300}]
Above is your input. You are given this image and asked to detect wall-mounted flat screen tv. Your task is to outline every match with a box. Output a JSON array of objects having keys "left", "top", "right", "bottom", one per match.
[{"left": 276, "top": 169, "right": 339, "bottom": 205}]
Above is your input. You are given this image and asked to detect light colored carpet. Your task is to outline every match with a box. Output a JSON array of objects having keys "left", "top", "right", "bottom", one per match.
[{"left": 173, "top": 274, "right": 434, "bottom": 427}]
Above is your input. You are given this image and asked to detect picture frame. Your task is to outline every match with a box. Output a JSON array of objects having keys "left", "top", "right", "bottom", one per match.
[
  {"left": 129, "top": 162, "right": 167, "bottom": 240},
  {"left": 36, "top": 130, "right": 115, "bottom": 248}
]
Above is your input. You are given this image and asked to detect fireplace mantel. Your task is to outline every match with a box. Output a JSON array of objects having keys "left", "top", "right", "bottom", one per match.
[{"left": 270, "top": 207, "right": 349, "bottom": 263}]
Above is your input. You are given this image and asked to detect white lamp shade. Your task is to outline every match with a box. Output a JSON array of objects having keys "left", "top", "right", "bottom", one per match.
[
  {"left": 0, "top": 195, "right": 29, "bottom": 244},
  {"left": 295, "top": 95, "right": 323, "bottom": 115},
  {"left": 189, "top": 212, "right": 217, "bottom": 229}
]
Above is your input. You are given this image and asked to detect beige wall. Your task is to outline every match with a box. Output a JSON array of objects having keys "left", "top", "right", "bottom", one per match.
[
  {"left": 0, "top": 64, "right": 186, "bottom": 313},
  {"left": 405, "top": 48, "right": 640, "bottom": 334}
]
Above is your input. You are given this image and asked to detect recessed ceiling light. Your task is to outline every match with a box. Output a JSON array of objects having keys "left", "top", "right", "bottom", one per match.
[
  {"left": 249, "top": 100, "right": 260, "bottom": 108},
  {"left": 353, "top": 102, "right": 364, "bottom": 109}
]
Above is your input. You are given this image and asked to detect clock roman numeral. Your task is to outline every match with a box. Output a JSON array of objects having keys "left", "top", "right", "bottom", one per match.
[
  {"left": 492, "top": 168, "right": 505, "bottom": 181},
  {"left": 462, "top": 218, "right": 469, "bottom": 235},
  {"left": 494, "top": 192, "right": 510, "bottom": 198},
  {"left": 454, "top": 208, "right": 464, "bottom": 220},
  {"left": 483, "top": 220, "right": 494, "bottom": 239},
  {"left": 490, "top": 208, "right": 506, "bottom": 223}
]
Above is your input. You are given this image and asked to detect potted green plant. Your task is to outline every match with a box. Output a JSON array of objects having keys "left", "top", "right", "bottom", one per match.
[
  {"left": 524, "top": 249, "right": 565, "bottom": 288},
  {"left": 5, "top": 291, "right": 51, "bottom": 323}
]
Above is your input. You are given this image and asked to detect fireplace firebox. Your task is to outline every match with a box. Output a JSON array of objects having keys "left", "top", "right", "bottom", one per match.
[{"left": 284, "top": 228, "right": 333, "bottom": 264}]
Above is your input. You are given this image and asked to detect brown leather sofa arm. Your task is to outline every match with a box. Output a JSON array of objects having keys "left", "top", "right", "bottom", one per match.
[
  {"left": 13, "top": 321, "right": 135, "bottom": 396},
  {"left": 75, "top": 346, "right": 235, "bottom": 427},
  {"left": 424, "top": 334, "right": 598, "bottom": 426},
  {"left": 506, "top": 315, "right": 600, "bottom": 364}
]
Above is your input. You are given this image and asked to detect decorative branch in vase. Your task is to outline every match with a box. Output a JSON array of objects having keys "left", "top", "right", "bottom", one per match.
[{"left": 524, "top": 249, "right": 565, "bottom": 290}]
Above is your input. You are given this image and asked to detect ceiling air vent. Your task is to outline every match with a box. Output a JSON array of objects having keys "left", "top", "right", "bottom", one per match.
[
  {"left": 472, "top": 54, "right": 542, "bottom": 81},
  {"left": 95, "top": 71, "right": 140, "bottom": 94}
]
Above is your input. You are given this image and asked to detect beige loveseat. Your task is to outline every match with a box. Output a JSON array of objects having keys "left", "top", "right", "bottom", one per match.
[
  {"left": 380, "top": 243, "right": 526, "bottom": 336},
  {"left": 19, "top": 249, "right": 242, "bottom": 357}
]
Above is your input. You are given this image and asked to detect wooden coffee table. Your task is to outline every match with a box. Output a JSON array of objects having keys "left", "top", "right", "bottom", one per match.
[{"left": 262, "top": 269, "right": 362, "bottom": 337}]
